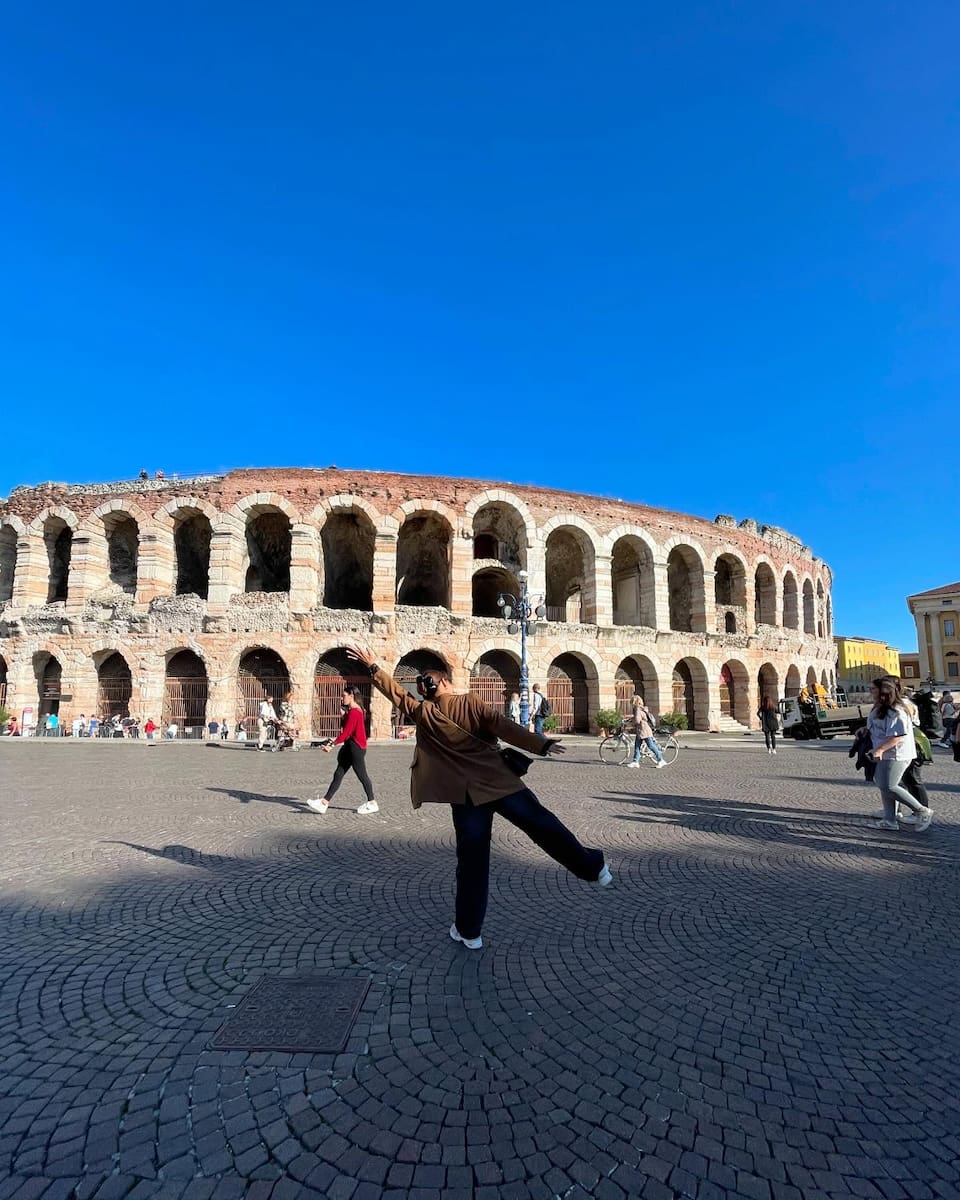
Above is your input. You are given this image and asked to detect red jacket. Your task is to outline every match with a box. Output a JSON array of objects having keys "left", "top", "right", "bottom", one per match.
[{"left": 334, "top": 706, "right": 367, "bottom": 749}]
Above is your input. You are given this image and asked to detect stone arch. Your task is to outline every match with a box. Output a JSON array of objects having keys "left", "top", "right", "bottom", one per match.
[
  {"left": 237, "top": 647, "right": 291, "bottom": 731},
  {"left": 802, "top": 578, "right": 815, "bottom": 635},
  {"left": 820, "top": 669, "right": 829, "bottom": 691},
  {"left": 806, "top": 665, "right": 819, "bottom": 692},
  {"left": 719, "top": 659, "right": 751, "bottom": 726},
  {"left": 241, "top": 504, "right": 292, "bottom": 594},
  {"left": 163, "top": 649, "right": 209, "bottom": 732},
  {"left": 610, "top": 534, "right": 656, "bottom": 628},
  {"left": 94, "top": 650, "right": 133, "bottom": 719},
  {"left": 320, "top": 507, "right": 376, "bottom": 610},
  {"left": 40, "top": 512, "right": 76, "bottom": 603},
  {"left": 465, "top": 489, "right": 536, "bottom": 551},
  {"left": 782, "top": 570, "right": 799, "bottom": 630},
  {"left": 614, "top": 655, "right": 661, "bottom": 718},
  {"left": 714, "top": 552, "right": 747, "bottom": 635},
  {"left": 309, "top": 494, "right": 388, "bottom": 534},
  {"left": 544, "top": 524, "right": 597, "bottom": 624},
  {"left": 170, "top": 507, "right": 213, "bottom": 598},
  {"left": 671, "top": 657, "right": 710, "bottom": 731},
  {"left": 469, "top": 650, "right": 521, "bottom": 714},
  {"left": 754, "top": 561, "right": 777, "bottom": 626},
  {"left": 666, "top": 544, "right": 707, "bottom": 632},
  {"left": 469, "top": 498, "right": 530, "bottom": 573},
  {"left": 547, "top": 651, "right": 597, "bottom": 733},
  {"left": 393, "top": 649, "right": 452, "bottom": 704},
  {"left": 103, "top": 512, "right": 140, "bottom": 596},
  {"left": 395, "top": 511, "right": 452, "bottom": 607},
  {"left": 472, "top": 566, "right": 520, "bottom": 618},
  {"left": 313, "top": 646, "right": 373, "bottom": 738},
  {"left": 0, "top": 522, "right": 19, "bottom": 605},
  {"left": 34, "top": 651, "right": 63, "bottom": 719},
  {"left": 785, "top": 664, "right": 802, "bottom": 697},
  {"left": 758, "top": 662, "right": 779, "bottom": 705}
]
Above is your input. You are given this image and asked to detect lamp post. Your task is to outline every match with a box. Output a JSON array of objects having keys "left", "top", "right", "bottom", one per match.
[{"left": 497, "top": 569, "right": 546, "bottom": 727}]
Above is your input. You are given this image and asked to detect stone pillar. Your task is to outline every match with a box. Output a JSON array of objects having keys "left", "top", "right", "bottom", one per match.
[
  {"left": 68, "top": 532, "right": 108, "bottom": 610},
  {"left": 593, "top": 554, "right": 613, "bottom": 628},
  {"left": 137, "top": 530, "right": 171, "bottom": 605},
  {"left": 449, "top": 533, "right": 473, "bottom": 616},
  {"left": 12, "top": 534, "right": 47, "bottom": 607},
  {"left": 372, "top": 533, "right": 397, "bottom": 614},
  {"left": 369, "top": 686, "right": 393, "bottom": 740},
  {"left": 208, "top": 520, "right": 243, "bottom": 608},
  {"left": 139, "top": 655, "right": 166, "bottom": 724},
  {"left": 206, "top": 666, "right": 237, "bottom": 733},
  {"left": 930, "top": 611, "right": 944, "bottom": 685},
  {"left": 652, "top": 561, "right": 670, "bottom": 631},
  {"left": 7, "top": 654, "right": 35, "bottom": 722},
  {"left": 700, "top": 570, "right": 716, "bottom": 636},
  {"left": 744, "top": 574, "right": 757, "bottom": 635},
  {"left": 290, "top": 524, "right": 320, "bottom": 614},
  {"left": 917, "top": 610, "right": 932, "bottom": 682}
]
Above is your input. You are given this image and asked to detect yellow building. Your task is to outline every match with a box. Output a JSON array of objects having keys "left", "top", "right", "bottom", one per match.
[
  {"left": 907, "top": 582, "right": 960, "bottom": 686},
  {"left": 834, "top": 636, "right": 901, "bottom": 694}
]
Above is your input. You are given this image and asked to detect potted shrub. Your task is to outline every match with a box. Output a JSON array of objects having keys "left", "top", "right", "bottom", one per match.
[
  {"left": 657, "top": 711, "right": 689, "bottom": 734},
  {"left": 542, "top": 714, "right": 561, "bottom": 733},
  {"left": 594, "top": 708, "right": 623, "bottom": 736}
]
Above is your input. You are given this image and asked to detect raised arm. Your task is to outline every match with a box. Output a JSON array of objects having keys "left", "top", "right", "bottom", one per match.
[
  {"left": 473, "top": 699, "right": 564, "bottom": 756},
  {"left": 346, "top": 646, "right": 422, "bottom": 720}
]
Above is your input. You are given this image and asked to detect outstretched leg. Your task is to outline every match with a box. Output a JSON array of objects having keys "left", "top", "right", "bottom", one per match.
[
  {"left": 451, "top": 801, "right": 496, "bottom": 940},
  {"left": 496, "top": 788, "right": 604, "bottom": 881}
]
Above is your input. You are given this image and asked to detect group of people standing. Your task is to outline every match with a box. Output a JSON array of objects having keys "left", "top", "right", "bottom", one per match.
[{"left": 852, "top": 676, "right": 935, "bottom": 831}]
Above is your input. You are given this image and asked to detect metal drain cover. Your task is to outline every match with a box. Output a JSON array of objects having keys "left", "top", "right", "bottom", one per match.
[{"left": 210, "top": 975, "right": 370, "bottom": 1053}]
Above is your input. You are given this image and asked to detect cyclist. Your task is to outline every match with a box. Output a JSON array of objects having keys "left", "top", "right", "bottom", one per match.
[{"left": 627, "top": 695, "right": 665, "bottom": 769}]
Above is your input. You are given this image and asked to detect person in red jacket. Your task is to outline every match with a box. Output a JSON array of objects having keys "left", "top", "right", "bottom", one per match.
[{"left": 306, "top": 686, "right": 377, "bottom": 815}]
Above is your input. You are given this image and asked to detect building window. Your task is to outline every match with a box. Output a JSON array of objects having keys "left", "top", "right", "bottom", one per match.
[
  {"left": 904, "top": 664, "right": 915, "bottom": 677},
  {"left": 949, "top": 661, "right": 959, "bottom": 678},
  {"left": 944, "top": 619, "right": 956, "bottom": 638}
]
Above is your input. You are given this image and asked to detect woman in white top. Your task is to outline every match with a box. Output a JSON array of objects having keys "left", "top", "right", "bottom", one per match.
[{"left": 867, "top": 677, "right": 933, "bottom": 832}]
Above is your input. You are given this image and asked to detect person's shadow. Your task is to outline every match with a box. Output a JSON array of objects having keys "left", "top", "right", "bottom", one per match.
[
  {"left": 206, "top": 787, "right": 308, "bottom": 810},
  {"left": 102, "top": 841, "right": 221, "bottom": 868}
]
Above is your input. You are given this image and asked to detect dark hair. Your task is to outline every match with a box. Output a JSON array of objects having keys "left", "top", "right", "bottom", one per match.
[
  {"left": 342, "top": 685, "right": 365, "bottom": 709},
  {"left": 761, "top": 695, "right": 776, "bottom": 711},
  {"left": 872, "top": 676, "right": 901, "bottom": 718}
]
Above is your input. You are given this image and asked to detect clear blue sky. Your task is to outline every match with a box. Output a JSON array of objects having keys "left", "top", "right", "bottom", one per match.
[{"left": 3, "top": 1, "right": 958, "bottom": 652}]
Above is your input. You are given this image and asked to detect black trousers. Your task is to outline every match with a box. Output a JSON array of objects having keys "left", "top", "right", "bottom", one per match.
[
  {"left": 902, "top": 761, "right": 929, "bottom": 809},
  {"left": 763, "top": 727, "right": 777, "bottom": 750},
  {"left": 451, "top": 788, "right": 604, "bottom": 939},
  {"left": 325, "top": 743, "right": 375, "bottom": 802}
]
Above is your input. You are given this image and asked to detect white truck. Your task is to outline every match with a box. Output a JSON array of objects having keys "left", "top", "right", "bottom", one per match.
[{"left": 779, "top": 693, "right": 870, "bottom": 740}]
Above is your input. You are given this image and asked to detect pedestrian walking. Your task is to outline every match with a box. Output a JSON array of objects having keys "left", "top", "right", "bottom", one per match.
[
  {"left": 508, "top": 691, "right": 521, "bottom": 723},
  {"left": 344, "top": 645, "right": 611, "bottom": 950},
  {"left": 220, "top": 718, "right": 229, "bottom": 741},
  {"left": 867, "top": 677, "right": 933, "bottom": 831},
  {"left": 939, "top": 691, "right": 956, "bottom": 747},
  {"left": 257, "top": 697, "right": 277, "bottom": 751},
  {"left": 627, "top": 694, "right": 664, "bottom": 768},
  {"left": 758, "top": 695, "right": 779, "bottom": 755},
  {"left": 207, "top": 718, "right": 220, "bottom": 740},
  {"left": 530, "top": 683, "right": 551, "bottom": 735},
  {"left": 306, "top": 686, "right": 377, "bottom": 814},
  {"left": 144, "top": 718, "right": 157, "bottom": 741}
]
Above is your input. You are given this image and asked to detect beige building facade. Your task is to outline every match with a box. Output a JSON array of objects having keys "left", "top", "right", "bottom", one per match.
[
  {"left": 0, "top": 468, "right": 836, "bottom": 737},
  {"left": 907, "top": 582, "right": 960, "bottom": 687}
]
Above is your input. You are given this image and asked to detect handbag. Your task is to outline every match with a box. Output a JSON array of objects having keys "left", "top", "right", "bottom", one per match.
[{"left": 499, "top": 745, "right": 532, "bottom": 776}]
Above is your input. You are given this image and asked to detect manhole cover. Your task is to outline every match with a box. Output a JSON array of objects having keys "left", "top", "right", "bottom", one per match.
[{"left": 210, "top": 975, "right": 370, "bottom": 1053}]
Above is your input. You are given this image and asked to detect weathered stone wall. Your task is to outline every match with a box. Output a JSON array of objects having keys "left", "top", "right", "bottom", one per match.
[{"left": 0, "top": 468, "right": 836, "bottom": 734}]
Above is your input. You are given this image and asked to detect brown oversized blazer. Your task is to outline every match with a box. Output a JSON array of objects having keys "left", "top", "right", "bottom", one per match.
[{"left": 371, "top": 667, "right": 555, "bottom": 808}]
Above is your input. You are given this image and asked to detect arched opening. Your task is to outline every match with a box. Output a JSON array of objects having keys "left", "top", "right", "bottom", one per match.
[
  {"left": 237, "top": 649, "right": 291, "bottom": 732},
  {"left": 44, "top": 517, "right": 72, "bottom": 602},
  {"left": 714, "top": 554, "right": 746, "bottom": 634},
  {"left": 783, "top": 572, "right": 799, "bottom": 630},
  {"left": 671, "top": 657, "right": 709, "bottom": 730},
  {"left": 667, "top": 546, "right": 705, "bottom": 632},
  {"left": 396, "top": 513, "right": 451, "bottom": 607},
  {"left": 244, "top": 509, "right": 292, "bottom": 594},
  {"left": 545, "top": 527, "right": 594, "bottom": 624},
  {"left": 471, "top": 502, "right": 526, "bottom": 571},
  {"left": 0, "top": 524, "right": 17, "bottom": 604},
  {"left": 803, "top": 580, "right": 815, "bottom": 635},
  {"left": 785, "top": 664, "right": 802, "bottom": 697},
  {"left": 614, "top": 656, "right": 660, "bottom": 720},
  {"left": 163, "top": 650, "right": 209, "bottom": 733},
  {"left": 36, "top": 653, "right": 62, "bottom": 718},
  {"left": 820, "top": 669, "right": 829, "bottom": 692},
  {"left": 757, "top": 663, "right": 779, "bottom": 706},
  {"left": 394, "top": 649, "right": 451, "bottom": 709},
  {"left": 96, "top": 652, "right": 133, "bottom": 720},
  {"left": 547, "top": 653, "right": 590, "bottom": 733},
  {"left": 321, "top": 510, "right": 375, "bottom": 610},
  {"left": 754, "top": 564, "right": 776, "bottom": 626},
  {"left": 719, "top": 660, "right": 751, "bottom": 725},
  {"left": 611, "top": 536, "right": 655, "bottom": 627},
  {"left": 313, "top": 648, "right": 372, "bottom": 738},
  {"left": 173, "top": 509, "right": 212, "bottom": 598},
  {"left": 469, "top": 650, "right": 520, "bottom": 714},
  {"left": 472, "top": 567, "right": 520, "bottom": 617},
  {"left": 816, "top": 580, "right": 826, "bottom": 639},
  {"left": 103, "top": 513, "right": 139, "bottom": 596},
  {"left": 806, "top": 666, "right": 819, "bottom": 693}
]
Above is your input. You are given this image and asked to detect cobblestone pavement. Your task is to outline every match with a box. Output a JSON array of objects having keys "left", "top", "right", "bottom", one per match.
[{"left": 1, "top": 734, "right": 959, "bottom": 1200}]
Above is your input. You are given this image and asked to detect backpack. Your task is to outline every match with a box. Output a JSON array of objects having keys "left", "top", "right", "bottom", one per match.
[
  {"left": 913, "top": 727, "right": 933, "bottom": 765},
  {"left": 538, "top": 695, "right": 552, "bottom": 719}
]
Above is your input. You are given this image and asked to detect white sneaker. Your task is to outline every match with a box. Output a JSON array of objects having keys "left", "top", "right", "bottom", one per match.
[
  {"left": 625, "top": 761, "right": 639, "bottom": 769},
  {"left": 899, "top": 811, "right": 918, "bottom": 825},
  {"left": 771, "top": 749, "right": 777, "bottom": 755},
  {"left": 915, "top": 807, "right": 933, "bottom": 832},
  {"left": 767, "top": 748, "right": 772, "bottom": 755},
  {"left": 356, "top": 801, "right": 379, "bottom": 815},
  {"left": 595, "top": 864, "right": 613, "bottom": 888},
  {"left": 873, "top": 819, "right": 900, "bottom": 831},
  {"left": 871, "top": 809, "right": 903, "bottom": 821},
  {"left": 305, "top": 797, "right": 329, "bottom": 814},
  {"left": 449, "top": 924, "right": 482, "bottom": 950},
  {"left": 654, "top": 760, "right": 666, "bottom": 769}
]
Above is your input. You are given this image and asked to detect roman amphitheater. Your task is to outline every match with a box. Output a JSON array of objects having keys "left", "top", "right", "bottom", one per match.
[{"left": 0, "top": 468, "right": 835, "bottom": 738}]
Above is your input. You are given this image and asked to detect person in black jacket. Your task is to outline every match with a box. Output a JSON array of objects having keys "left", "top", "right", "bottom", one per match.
[{"left": 758, "top": 695, "right": 780, "bottom": 755}]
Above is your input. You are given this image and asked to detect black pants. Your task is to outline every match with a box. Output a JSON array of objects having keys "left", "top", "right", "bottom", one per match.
[
  {"left": 902, "top": 761, "right": 929, "bottom": 809},
  {"left": 325, "top": 742, "right": 374, "bottom": 802},
  {"left": 763, "top": 727, "right": 777, "bottom": 750},
  {"left": 451, "top": 789, "right": 604, "bottom": 940}
]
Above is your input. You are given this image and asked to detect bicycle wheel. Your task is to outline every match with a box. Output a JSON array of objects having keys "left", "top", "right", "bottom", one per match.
[
  {"left": 658, "top": 736, "right": 680, "bottom": 766},
  {"left": 599, "top": 735, "right": 628, "bottom": 765}
]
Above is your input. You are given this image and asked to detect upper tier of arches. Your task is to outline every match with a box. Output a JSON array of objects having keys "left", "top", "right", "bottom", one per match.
[{"left": 0, "top": 483, "right": 833, "bottom": 640}]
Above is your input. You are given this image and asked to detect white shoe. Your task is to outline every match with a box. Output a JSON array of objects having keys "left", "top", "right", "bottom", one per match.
[
  {"left": 873, "top": 819, "right": 900, "bottom": 831},
  {"left": 771, "top": 749, "right": 777, "bottom": 755},
  {"left": 305, "top": 797, "right": 329, "bottom": 814},
  {"left": 871, "top": 809, "right": 903, "bottom": 821},
  {"left": 595, "top": 864, "right": 613, "bottom": 888},
  {"left": 767, "top": 748, "right": 772, "bottom": 755},
  {"left": 915, "top": 807, "right": 933, "bottom": 832},
  {"left": 654, "top": 760, "right": 666, "bottom": 768},
  {"left": 356, "top": 801, "right": 379, "bottom": 815},
  {"left": 449, "top": 924, "right": 482, "bottom": 950},
  {"left": 625, "top": 761, "right": 639, "bottom": 769},
  {"left": 899, "top": 811, "right": 918, "bottom": 825}
]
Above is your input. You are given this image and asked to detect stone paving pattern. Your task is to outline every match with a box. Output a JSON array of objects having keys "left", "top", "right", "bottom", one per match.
[{"left": 1, "top": 736, "right": 959, "bottom": 1200}]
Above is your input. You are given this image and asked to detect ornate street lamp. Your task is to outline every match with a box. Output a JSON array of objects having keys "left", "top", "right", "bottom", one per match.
[{"left": 497, "top": 569, "right": 546, "bottom": 726}]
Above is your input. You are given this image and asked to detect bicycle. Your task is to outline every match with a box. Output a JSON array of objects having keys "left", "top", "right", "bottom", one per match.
[{"left": 598, "top": 724, "right": 680, "bottom": 767}]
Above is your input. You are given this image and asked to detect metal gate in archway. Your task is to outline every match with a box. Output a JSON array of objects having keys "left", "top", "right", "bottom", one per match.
[
  {"left": 162, "top": 678, "right": 209, "bottom": 732},
  {"left": 719, "top": 665, "right": 733, "bottom": 717},
  {"left": 237, "top": 654, "right": 290, "bottom": 734},
  {"left": 312, "top": 675, "right": 372, "bottom": 738}
]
